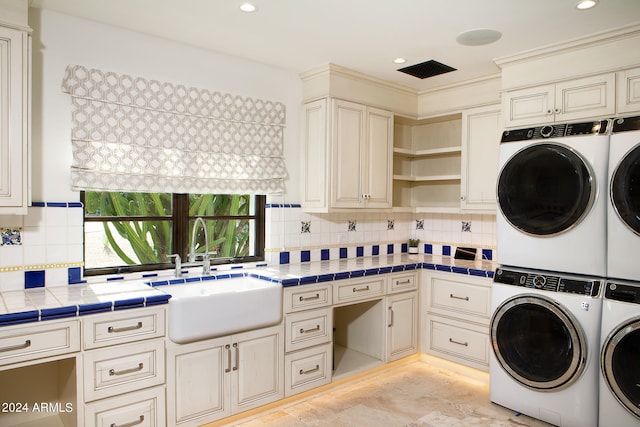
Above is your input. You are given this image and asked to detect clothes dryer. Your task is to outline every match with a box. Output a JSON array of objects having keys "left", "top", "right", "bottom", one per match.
[
  {"left": 599, "top": 279, "right": 640, "bottom": 427},
  {"left": 491, "top": 266, "right": 603, "bottom": 427},
  {"left": 607, "top": 115, "right": 640, "bottom": 281},
  {"left": 496, "top": 120, "right": 610, "bottom": 276}
]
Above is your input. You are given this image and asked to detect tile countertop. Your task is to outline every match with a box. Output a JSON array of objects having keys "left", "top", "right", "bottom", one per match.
[{"left": 0, "top": 254, "right": 497, "bottom": 327}]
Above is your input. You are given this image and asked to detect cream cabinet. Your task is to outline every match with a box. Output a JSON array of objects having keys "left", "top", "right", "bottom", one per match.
[
  {"left": 617, "top": 66, "right": 640, "bottom": 114},
  {"left": 460, "top": 104, "right": 501, "bottom": 211},
  {"left": 167, "top": 324, "right": 284, "bottom": 426},
  {"left": 301, "top": 98, "right": 393, "bottom": 211},
  {"left": 386, "top": 291, "right": 418, "bottom": 362},
  {"left": 283, "top": 283, "right": 333, "bottom": 397},
  {"left": 0, "top": 14, "right": 31, "bottom": 214},
  {"left": 502, "top": 74, "right": 615, "bottom": 128},
  {"left": 421, "top": 270, "right": 492, "bottom": 371}
]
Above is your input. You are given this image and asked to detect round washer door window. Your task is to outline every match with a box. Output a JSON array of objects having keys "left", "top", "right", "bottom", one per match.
[
  {"left": 498, "top": 143, "right": 595, "bottom": 236},
  {"left": 611, "top": 145, "right": 640, "bottom": 236},
  {"left": 601, "top": 318, "right": 640, "bottom": 419},
  {"left": 491, "top": 294, "right": 587, "bottom": 391}
]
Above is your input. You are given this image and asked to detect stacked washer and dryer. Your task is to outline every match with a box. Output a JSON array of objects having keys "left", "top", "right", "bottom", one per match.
[
  {"left": 492, "top": 120, "right": 611, "bottom": 427},
  {"left": 600, "top": 115, "right": 640, "bottom": 427}
]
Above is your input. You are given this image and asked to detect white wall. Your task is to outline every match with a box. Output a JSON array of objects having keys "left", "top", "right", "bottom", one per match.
[{"left": 29, "top": 7, "right": 302, "bottom": 202}]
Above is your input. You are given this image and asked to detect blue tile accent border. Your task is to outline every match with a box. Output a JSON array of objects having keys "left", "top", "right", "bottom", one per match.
[
  {"left": 25, "top": 271, "right": 45, "bottom": 289},
  {"left": 321, "top": 249, "right": 330, "bottom": 261}
]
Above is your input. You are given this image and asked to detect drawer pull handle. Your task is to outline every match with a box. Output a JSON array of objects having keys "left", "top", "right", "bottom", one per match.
[
  {"left": 299, "top": 293, "right": 320, "bottom": 302},
  {"left": 233, "top": 342, "right": 239, "bottom": 371},
  {"left": 109, "top": 363, "right": 144, "bottom": 376},
  {"left": 108, "top": 322, "right": 143, "bottom": 333},
  {"left": 299, "top": 364, "right": 320, "bottom": 375},
  {"left": 449, "top": 294, "right": 469, "bottom": 301},
  {"left": 388, "top": 306, "right": 394, "bottom": 327},
  {"left": 396, "top": 279, "right": 411, "bottom": 285},
  {"left": 0, "top": 340, "right": 31, "bottom": 352},
  {"left": 225, "top": 344, "right": 232, "bottom": 373},
  {"left": 449, "top": 338, "right": 469, "bottom": 347},
  {"left": 353, "top": 285, "right": 370, "bottom": 293},
  {"left": 111, "top": 415, "right": 144, "bottom": 427},
  {"left": 300, "top": 325, "right": 321, "bottom": 334}
]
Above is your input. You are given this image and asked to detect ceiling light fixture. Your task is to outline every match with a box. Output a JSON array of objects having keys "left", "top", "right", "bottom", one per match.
[
  {"left": 239, "top": 2, "right": 257, "bottom": 13},
  {"left": 456, "top": 28, "right": 502, "bottom": 46},
  {"left": 393, "top": 58, "right": 407, "bottom": 64},
  {"left": 575, "top": 0, "right": 598, "bottom": 10}
]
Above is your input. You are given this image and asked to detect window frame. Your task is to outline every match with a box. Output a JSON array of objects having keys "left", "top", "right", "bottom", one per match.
[{"left": 81, "top": 192, "right": 265, "bottom": 276}]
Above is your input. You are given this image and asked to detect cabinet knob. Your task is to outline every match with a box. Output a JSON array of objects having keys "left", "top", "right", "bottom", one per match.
[
  {"left": 546, "top": 109, "right": 553, "bottom": 115},
  {"left": 554, "top": 108, "right": 561, "bottom": 114}
]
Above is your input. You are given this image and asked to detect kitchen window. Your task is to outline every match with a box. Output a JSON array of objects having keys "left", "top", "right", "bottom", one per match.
[{"left": 82, "top": 192, "right": 265, "bottom": 276}]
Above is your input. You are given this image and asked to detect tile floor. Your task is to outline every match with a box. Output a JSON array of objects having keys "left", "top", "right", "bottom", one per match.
[{"left": 221, "top": 358, "right": 552, "bottom": 427}]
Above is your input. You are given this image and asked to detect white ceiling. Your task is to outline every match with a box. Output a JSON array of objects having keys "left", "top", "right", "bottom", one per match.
[{"left": 29, "top": 0, "right": 640, "bottom": 91}]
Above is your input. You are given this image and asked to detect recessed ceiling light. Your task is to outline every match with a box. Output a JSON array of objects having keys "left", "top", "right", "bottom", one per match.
[
  {"left": 393, "top": 58, "right": 407, "bottom": 64},
  {"left": 239, "top": 2, "right": 257, "bottom": 13},
  {"left": 456, "top": 28, "right": 502, "bottom": 46},
  {"left": 575, "top": 0, "right": 598, "bottom": 10}
]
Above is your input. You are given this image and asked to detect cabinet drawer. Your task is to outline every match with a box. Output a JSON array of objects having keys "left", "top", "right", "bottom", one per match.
[
  {"left": 85, "top": 385, "right": 165, "bottom": 427},
  {"left": 285, "top": 343, "right": 332, "bottom": 397},
  {"left": 84, "top": 339, "right": 165, "bottom": 401},
  {"left": 0, "top": 319, "right": 79, "bottom": 366},
  {"left": 83, "top": 307, "right": 165, "bottom": 350},
  {"left": 388, "top": 272, "right": 418, "bottom": 294},
  {"left": 427, "top": 318, "right": 489, "bottom": 367},
  {"left": 334, "top": 277, "right": 385, "bottom": 305},
  {"left": 285, "top": 307, "right": 332, "bottom": 352},
  {"left": 427, "top": 275, "right": 491, "bottom": 323},
  {"left": 284, "top": 283, "right": 332, "bottom": 313}
]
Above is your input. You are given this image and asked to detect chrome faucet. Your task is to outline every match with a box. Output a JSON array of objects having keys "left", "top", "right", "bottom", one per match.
[{"left": 169, "top": 217, "right": 212, "bottom": 277}]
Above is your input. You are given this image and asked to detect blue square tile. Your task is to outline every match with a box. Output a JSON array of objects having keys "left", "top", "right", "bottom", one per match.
[
  {"left": 387, "top": 244, "right": 394, "bottom": 254},
  {"left": 339, "top": 248, "right": 348, "bottom": 259},
  {"left": 443, "top": 245, "right": 451, "bottom": 256},
  {"left": 68, "top": 267, "right": 83, "bottom": 284},
  {"left": 425, "top": 244, "right": 433, "bottom": 254},
  {"left": 356, "top": 246, "right": 364, "bottom": 257},
  {"left": 482, "top": 249, "right": 493, "bottom": 260},
  {"left": 279, "top": 251, "right": 290, "bottom": 264},
  {"left": 321, "top": 249, "right": 330, "bottom": 261},
  {"left": 372, "top": 245, "right": 379, "bottom": 256},
  {"left": 401, "top": 243, "right": 408, "bottom": 253},
  {"left": 301, "top": 250, "right": 311, "bottom": 262},
  {"left": 25, "top": 270, "right": 45, "bottom": 289}
]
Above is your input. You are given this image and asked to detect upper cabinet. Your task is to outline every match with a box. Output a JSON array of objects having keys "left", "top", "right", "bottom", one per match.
[
  {"left": 460, "top": 105, "right": 501, "bottom": 211},
  {"left": 0, "top": 3, "right": 31, "bottom": 214},
  {"left": 301, "top": 98, "right": 393, "bottom": 212},
  {"left": 502, "top": 74, "right": 615, "bottom": 128},
  {"left": 617, "top": 66, "right": 640, "bottom": 114}
]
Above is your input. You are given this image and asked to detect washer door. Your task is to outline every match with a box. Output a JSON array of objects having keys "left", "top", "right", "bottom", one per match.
[
  {"left": 601, "top": 317, "right": 640, "bottom": 419},
  {"left": 490, "top": 294, "right": 587, "bottom": 391},
  {"left": 498, "top": 143, "right": 595, "bottom": 236},
  {"left": 611, "top": 145, "right": 640, "bottom": 236}
]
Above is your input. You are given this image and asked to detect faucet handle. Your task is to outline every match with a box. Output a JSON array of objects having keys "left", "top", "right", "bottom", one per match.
[
  {"left": 168, "top": 254, "right": 181, "bottom": 263},
  {"left": 168, "top": 254, "right": 182, "bottom": 277}
]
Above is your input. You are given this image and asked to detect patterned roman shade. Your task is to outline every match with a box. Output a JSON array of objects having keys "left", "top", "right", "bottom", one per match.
[{"left": 61, "top": 65, "right": 287, "bottom": 194}]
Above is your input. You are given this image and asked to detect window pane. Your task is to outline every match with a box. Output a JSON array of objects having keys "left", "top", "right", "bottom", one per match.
[
  {"left": 188, "top": 194, "right": 251, "bottom": 216},
  {"left": 85, "top": 192, "right": 172, "bottom": 217},
  {"left": 84, "top": 220, "right": 173, "bottom": 269},
  {"left": 188, "top": 219, "right": 254, "bottom": 259}
]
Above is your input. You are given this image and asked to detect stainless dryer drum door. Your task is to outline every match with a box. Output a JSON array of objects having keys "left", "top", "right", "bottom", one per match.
[
  {"left": 490, "top": 294, "right": 587, "bottom": 391},
  {"left": 601, "top": 317, "right": 640, "bottom": 420},
  {"left": 611, "top": 145, "right": 640, "bottom": 236},
  {"left": 497, "top": 143, "right": 595, "bottom": 236}
]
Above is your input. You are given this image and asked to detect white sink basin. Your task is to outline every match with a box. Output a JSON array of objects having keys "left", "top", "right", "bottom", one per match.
[{"left": 159, "top": 277, "right": 282, "bottom": 344}]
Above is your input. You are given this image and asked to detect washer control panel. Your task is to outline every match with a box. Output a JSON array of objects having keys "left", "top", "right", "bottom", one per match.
[
  {"left": 494, "top": 268, "right": 601, "bottom": 297},
  {"left": 501, "top": 119, "right": 610, "bottom": 143}
]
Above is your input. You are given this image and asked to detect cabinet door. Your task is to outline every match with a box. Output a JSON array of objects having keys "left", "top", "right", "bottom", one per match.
[
  {"left": 386, "top": 292, "right": 417, "bottom": 362},
  {"left": 555, "top": 74, "right": 615, "bottom": 122},
  {"left": 167, "top": 338, "right": 231, "bottom": 426},
  {"left": 0, "top": 25, "right": 29, "bottom": 213},
  {"left": 231, "top": 325, "right": 283, "bottom": 414},
  {"left": 301, "top": 99, "right": 329, "bottom": 210},
  {"left": 502, "top": 84, "right": 554, "bottom": 127},
  {"left": 617, "top": 67, "right": 640, "bottom": 114},
  {"left": 331, "top": 99, "right": 365, "bottom": 208},
  {"left": 363, "top": 107, "right": 393, "bottom": 208},
  {"left": 461, "top": 105, "right": 501, "bottom": 211}
]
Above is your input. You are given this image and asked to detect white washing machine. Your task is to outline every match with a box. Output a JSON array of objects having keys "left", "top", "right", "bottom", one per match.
[
  {"left": 599, "top": 279, "right": 640, "bottom": 427},
  {"left": 607, "top": 115, "right": 640, "bottom": 281},
  {"left": 496, "top": 120, "right": 610, "bottom": 277},
  {"left": 491, "top": 266, "right": 603, "bottom": 427}
]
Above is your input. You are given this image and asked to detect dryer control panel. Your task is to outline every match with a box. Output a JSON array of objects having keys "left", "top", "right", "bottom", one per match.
[
  {"left": 494, "top": 268, "right": 601, "bottom": 297},
  {"left": 605, "top": 282, "right": 640, "bottom": 304},
  {"left": 501, "top": 119, "right": 610, "bottom": 142}
]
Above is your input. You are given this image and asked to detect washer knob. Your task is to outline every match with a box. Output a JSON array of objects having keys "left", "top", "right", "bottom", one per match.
[
  {"left": 540, "top": 125, "right": 554, "bottom": 138},
  {"left": 533, "top": 275, "right": 546, "bottom": 289}
]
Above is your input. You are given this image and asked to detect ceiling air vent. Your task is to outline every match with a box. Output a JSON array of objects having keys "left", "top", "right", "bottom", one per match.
[{"left": 397, "top": 60, "right": 456, "bottom": 79}]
